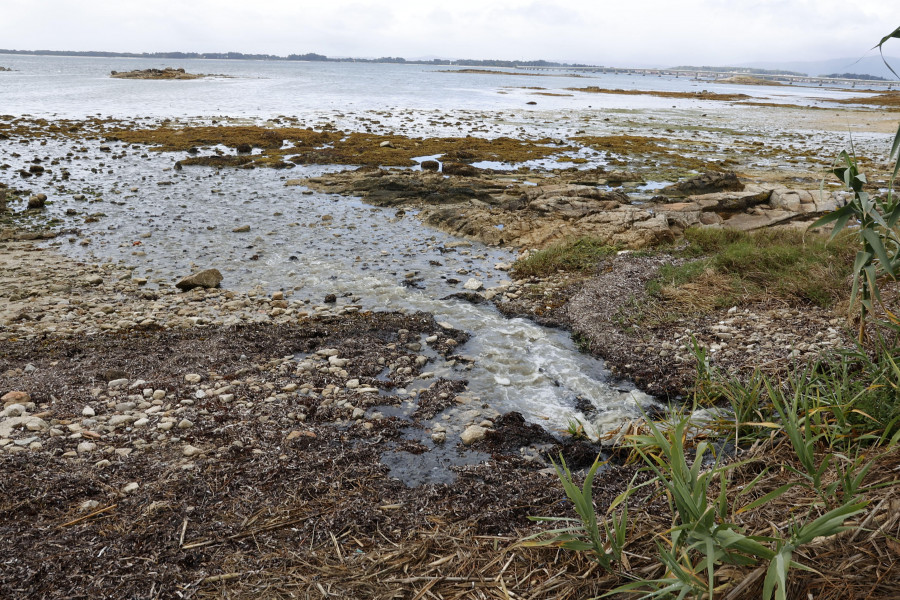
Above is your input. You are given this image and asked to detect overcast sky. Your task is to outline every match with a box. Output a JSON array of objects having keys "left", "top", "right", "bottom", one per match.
[{"left": 1, "top": 1, "right": 895, "bottom": 66}]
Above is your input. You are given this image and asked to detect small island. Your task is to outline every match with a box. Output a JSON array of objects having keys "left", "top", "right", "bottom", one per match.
[
  {"left": 110, "top": 67, "right": 209, "bottom": 80},
  {"left": 0, "top": 66, "right": 12, "bottom": 72}
]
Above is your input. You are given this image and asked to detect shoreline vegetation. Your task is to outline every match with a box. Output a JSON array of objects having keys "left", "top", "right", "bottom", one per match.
[{"left": 2, "top": 44, "right": 900, "bottom": 597}]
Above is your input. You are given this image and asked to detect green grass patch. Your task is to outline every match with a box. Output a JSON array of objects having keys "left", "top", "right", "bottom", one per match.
[
  {"left": 650, "top": 227, "right": 858, "bottom": 309},
  {"left": 511, "top": 237, "right": 617, "bottom": 279}
]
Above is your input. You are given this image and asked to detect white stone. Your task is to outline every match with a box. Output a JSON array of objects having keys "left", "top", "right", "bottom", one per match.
[
  {"left": 182, "top": 445, "right": 202, "bottom": 457},
  {"left": 108, "top": 415, "right": 135, "bottom": 427},
  {"left": 184, "top": 374, "right": 202, "bottom": 384},
  {"left": 79, "top": 500, "right": 100, "bottom": 512},
  {"left": 82, "top": 406, "right": 96, "bottom": 417},
  {"left": 77, "top": 441, "right": 97, "bottom": 454},
  {"left": 1, "top": 404, "right": 26, "bottom": 418},
  {"left": 108, "top": 378, "right": 129, "bottom": 390},
  {"left": 24, "top": 418, "right": 47, "bottom": 431},
  {"left": 328, "top": 356, "right": 349, "bottom": 367},
  {"left": 122, "top": 482, "right": 139, "bottom": 494},
  {"left": 460, "top": 425, "right": 488, "bottom": 445},
  {"left": 177, "top": 419, "right": 193, "bottom": 429},
  {"left": 463, "top": 278, "right": 483, "bottom": 291}
]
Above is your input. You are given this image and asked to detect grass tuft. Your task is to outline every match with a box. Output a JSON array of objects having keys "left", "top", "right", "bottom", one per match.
[
  {"left": 511, "top": 237, "right": 617, "bottom": 279},
  {"left": 650, "top": 227, "right": 858, "bottom": 310}
]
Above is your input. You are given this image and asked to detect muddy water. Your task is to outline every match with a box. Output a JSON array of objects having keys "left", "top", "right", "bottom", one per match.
[{"left": 20, "top": 137, "right": 655, "bottom": 440}]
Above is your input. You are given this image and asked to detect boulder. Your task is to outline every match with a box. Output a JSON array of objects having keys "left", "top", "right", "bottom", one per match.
[
  {"left": 420, "top": 160, "right": 440, "bottom": 171},
  {"left": 175, "top": 269, "right": 223, "bottom": 291},
  {"left": 683, "top": 188, "right": 772, "bottom": 212},
  {"left": 605, "top": 170, "right": 643, "bottom": 184},
  {"left": 442, "top": 162, "right": 481, "bottom": 177},
  {"left": 27, "top": 193, "right": 47, "bottom": 209},
  {"left": 662, "top": 171, "right": 744, "bottom": 197}
]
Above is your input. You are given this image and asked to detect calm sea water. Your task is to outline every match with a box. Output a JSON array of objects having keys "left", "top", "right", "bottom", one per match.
[{"left": 0, "top": 53, "right": 873, "bottom": 121}]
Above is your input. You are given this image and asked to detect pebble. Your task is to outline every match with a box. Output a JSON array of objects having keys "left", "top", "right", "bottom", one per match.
[
  {"left": 460, "top": 425, "right": 488, "bottom": 445},
  {"left": 1, "top": 391, "right": 30, "bottom": 405},
  {"left": 82, "top": 406, "right": 96, "bottom": 417},
  {"left": 121, "top": 482, "right": 140, "bottom": 494},
  {"left": 184, "top": 374, "right": 202, "bottom": 384},
  {"left": 182, "top": 445, "right": 202, "bottom": 457},
  {"left": 77, "top": 441, "right": 97, "bottom": 454},
  {"left": 177, "top": 419, "right": 194, "bottom": 429},
  {"left": 1, "top": 404, "right": 26, "bottom": 418}
]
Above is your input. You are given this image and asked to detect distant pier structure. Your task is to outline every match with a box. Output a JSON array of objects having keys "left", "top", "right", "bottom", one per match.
[{"left": 513, "top": 65, "right": 895, "bottom": 88}]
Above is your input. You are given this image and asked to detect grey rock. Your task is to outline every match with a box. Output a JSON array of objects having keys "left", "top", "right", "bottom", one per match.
[{"left": 176, "top": 269, "right": 223, "bottom": 291}]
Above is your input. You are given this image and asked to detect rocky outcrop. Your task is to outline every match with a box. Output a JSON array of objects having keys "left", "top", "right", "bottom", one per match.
[
  {"left": 522, "top": 185, "right": 628, "bottom": 218},
  {"left": 423, "top": 204, "right": 674, "bottom": 249},
  {"left": 110, "top": 68, "right": 209, "bottom": 80},
  {"left": 295, "top": 168, "right": 847, "bottom": 250}
]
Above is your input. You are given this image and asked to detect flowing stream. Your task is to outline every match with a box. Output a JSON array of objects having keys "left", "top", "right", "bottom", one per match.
[{"left": 16, "top": 136, "right": 656, "bottom": 439}]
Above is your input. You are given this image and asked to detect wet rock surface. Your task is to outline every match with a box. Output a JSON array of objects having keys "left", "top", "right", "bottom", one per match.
[{"left": 301, "top": 167, "right": 848, "bottom": 250}]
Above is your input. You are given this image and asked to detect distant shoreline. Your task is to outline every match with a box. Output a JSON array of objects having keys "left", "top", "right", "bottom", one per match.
[{"left": 0, "top": 48, "right": 594, "bottom": 70}]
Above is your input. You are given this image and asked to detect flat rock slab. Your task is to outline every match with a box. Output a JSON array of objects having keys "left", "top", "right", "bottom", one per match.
[{"left": 721, "top": 210, "right": 799, "bottom": 231}]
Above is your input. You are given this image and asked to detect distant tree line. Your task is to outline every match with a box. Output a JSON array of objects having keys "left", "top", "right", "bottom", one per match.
[
  {"left": 819, "top": 72, "right": 888, "bottom": 81},
  {"left": 0, "top": 48, "right": 592, "bottom": 68}
]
